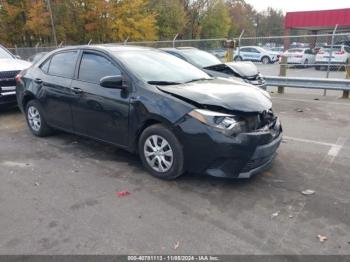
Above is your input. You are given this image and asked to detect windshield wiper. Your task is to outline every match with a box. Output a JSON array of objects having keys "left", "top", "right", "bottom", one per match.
[
  {"left": 184, "top": 77, "right": 213, "bottom": 84},
  {"left": 147, "top": 81, "right": 181, "bottom": 85}
]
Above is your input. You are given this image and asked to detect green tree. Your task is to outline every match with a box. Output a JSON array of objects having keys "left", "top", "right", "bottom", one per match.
[
  {"left": 200, "top": 0, "right": 230, "bottom": 38},
  {"left": 226, "top": 0, "right": 257, "bottom": 37},
  {"left": 258, "top": 7, "right": 284, "bottom": 37},
  {"left": 148, "top": 0, "right": 187, "bottom": 40}
]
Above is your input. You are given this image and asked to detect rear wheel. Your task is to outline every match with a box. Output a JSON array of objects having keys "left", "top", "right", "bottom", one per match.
[
  {"left": 139, "top": 124, "right": 184, "bottom": 180},
  {"left": 315, "top": 65, "right": 320, "bottom": 70},
  {"left": 261, "top": 56, "right": 270, "bottom": 64},
  {"left": 25, "top": 100, "right": 53, "bottom": 137}
]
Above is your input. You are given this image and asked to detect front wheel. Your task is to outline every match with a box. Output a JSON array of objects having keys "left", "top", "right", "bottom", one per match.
[
  {"left": 234, "top": 56, "right": 242, "bottom": 62},
  {"left": 25, "top": 100, "right": 53, "bottom": 137},
  {"left": 261, "top": 56, "right": 270, "bottom": 64},
  {"left": 139, "top": 124, "right": 184, "bottom": 180}
]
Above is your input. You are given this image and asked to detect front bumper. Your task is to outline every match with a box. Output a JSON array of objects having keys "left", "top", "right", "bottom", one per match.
[
  {"left": 315, "top": 61, "right": 346, "bottom": 65},
  {"left": 0, "top": 87, "right": 17, "bottom": 106},
  {"left": 176, "top": 116, "right": 282, "bottom": 179}
]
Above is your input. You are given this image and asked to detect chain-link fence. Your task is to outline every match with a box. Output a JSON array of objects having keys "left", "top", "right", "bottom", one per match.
[
  {"left": 6, "top": 32, "right": 350, "bottom": 80},
  {"left": 8, "top": 46, "right": 57, "bottom": 60}
]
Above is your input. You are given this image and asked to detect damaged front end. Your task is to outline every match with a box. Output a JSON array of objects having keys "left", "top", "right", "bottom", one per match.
[
  {"left": 204, "top": 61, "right": 266, "bottom": 89},
  {"left": 156, "top": 79, "right": 282, "bottom": 178},
  {"left": 176, "top": 106, "right": 282, "bottom": 178}
]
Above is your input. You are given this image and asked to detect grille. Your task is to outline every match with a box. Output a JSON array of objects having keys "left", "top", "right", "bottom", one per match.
[
  {"left": 244, "top": 109, "right": 276, "bottom": 131},
  {"left": 0, "top": 70, "right": 20, "bottom": 79},
  {"left": 0, "top": 70, "right": 20, "bottom": 88}
]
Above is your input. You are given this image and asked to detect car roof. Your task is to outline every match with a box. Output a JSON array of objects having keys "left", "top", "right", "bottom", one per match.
[
  {"left": 160, "top": 47, "right": 198, "bottom": 52},
  {"left": 240, "top": 46, "right": 263, "bottom": 49},
  {"left": 288, "top": 48, "right": 308, "bottom": 50},
  {"left": 53, "top": 44, "right": 156, "bottom": 53}
]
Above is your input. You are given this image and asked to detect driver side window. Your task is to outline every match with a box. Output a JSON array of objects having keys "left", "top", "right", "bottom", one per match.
[{"left": 78, "top": 52, "right": 121, "bottom": 84}]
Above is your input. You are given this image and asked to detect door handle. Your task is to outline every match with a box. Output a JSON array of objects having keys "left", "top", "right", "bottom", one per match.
[
  {"left": 71, "top": 87, "right": 83, "bottom": 94},
  {"left": 34, "top": 78, "right": 43, "bottom": 84}
]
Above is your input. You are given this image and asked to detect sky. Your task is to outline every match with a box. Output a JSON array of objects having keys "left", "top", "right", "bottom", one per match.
[{"left": 244, "top": 0, "right": 350, "bottom": 13}]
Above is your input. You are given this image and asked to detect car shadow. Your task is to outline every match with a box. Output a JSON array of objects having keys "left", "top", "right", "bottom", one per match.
[{"left": 47, "top": 131, "right": 268, "bottom": 189}]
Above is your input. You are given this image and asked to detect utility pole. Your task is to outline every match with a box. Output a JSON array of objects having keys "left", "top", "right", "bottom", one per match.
[{"left": 47, "top": 0, "right": 58, "bottom": 46}]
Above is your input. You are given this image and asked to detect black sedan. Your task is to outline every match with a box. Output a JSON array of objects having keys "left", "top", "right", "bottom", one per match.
[{"left": 16, "top": 45, "right": 282, "bottom": 180}]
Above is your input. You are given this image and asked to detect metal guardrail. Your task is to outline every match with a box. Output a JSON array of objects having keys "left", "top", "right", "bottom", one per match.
[{"left": 264, "top": 76, "right": 350, "bottom": 91}]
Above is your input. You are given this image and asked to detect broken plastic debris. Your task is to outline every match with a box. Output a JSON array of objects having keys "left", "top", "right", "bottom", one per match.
[
  {"left": 116, "top": 191, "right": 130, "bottom": 197},
  {"left": 174, "top": 241, "right": 180, "bottom": 250},
  {"left": 271, "top": 211, "right": 280, "bottom": 219},
  {"left": 301, "top": 189, "right": 315, "bottom": 195},
  {"left": 317, "top": 234, "right": 327, "bottom": 242}
]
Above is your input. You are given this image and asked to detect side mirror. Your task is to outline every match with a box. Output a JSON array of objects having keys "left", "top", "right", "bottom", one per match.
[{"left": 100, "top": 75, "right": 125, "bottom": 89}]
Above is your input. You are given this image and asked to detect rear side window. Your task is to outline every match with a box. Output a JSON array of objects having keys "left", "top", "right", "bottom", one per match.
[
  {"left": 48, "top": 51, "right": 78, "bottom": 78},
  {"left": 78, "top": 53, "right": 121, "bottom": 83}
]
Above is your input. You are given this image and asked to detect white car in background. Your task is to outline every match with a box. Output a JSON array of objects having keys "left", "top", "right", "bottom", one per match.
[
  {"left": 283, "top": 48, "right": 316, "bottom": 67},
  {"left": 0, "top": 44, "right": 31, "bottom": 106},
  {"left": 234, "top": 46, "right": 278, "bottom": 64},
  {"left": 315, "top": 45, "right": 350, "bottom": 70},
  {"left": 268, "top": 46, "right": 284, "bottom": 60}
]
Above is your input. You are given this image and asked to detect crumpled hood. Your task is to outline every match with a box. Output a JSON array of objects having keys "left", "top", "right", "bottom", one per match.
[
  {"left": 224, "top": 61, "right": 258, "bottom": 77},
  {"left": 0, "top": 58, "right": 31, "bottom": 72},
  {"left": 157, "top": 78, "right": 272, "bottom": 113}
]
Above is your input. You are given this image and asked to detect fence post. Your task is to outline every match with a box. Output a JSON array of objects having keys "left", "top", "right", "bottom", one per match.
[
  {"left": 172, "top": 34, "right": 179, "bottom": 48},
  {"left": 224, "top": 40, "right": 234, "bottom": 63},
  {"left": 278, "top": 56, "right": 287, "bottom": 94},
  {"left": 343, "top": 59, "right": 350, "bottom": 99}
]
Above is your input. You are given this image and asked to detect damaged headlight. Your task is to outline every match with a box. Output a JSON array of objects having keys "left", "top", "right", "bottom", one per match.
[{"left": 188, "top": 109, "right": 246, "bottom": 136}]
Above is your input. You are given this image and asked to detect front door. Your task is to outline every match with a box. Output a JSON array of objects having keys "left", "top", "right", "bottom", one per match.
[{"left": 70, "top": 51, "right": 130, "bottom": 146}]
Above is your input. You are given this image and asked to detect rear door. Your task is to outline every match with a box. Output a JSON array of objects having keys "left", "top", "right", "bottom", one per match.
[
  {"left": 70, "top": 50, "right": 130, "bottom": 146},
  {"left": 38, "top": 50, "right": 79, "bottom": 131}
]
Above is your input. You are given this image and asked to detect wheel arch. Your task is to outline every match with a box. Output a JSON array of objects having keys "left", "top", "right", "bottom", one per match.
[
  {"left": 22, "top": 91, "right": 36, "bottom": 112},
  {"left": 131, "top": 117, "right": 174, "bottom": 153}
]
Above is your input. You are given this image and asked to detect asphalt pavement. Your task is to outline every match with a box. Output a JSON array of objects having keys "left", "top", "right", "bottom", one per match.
[{"left": 0, "top": 93, "right": 349, "bottom": 255}]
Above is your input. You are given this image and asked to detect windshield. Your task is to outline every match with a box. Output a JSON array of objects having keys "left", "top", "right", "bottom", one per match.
[
  {"left": 179, "top": 49, "right": 222, "bottom": 68},
  {"left": 321, "top": 46, "right": 342, "bottom": 52},
  {"left": 0, "top": 46, "right": 14, "bottom": 59},
  {"left": 114, "top": 50, "right": 210, "bottom": 84}
]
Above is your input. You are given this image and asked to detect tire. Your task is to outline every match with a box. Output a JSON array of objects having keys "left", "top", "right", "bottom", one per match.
[
  {"left": 304, "top": 59, "right": 309, "bottom": 68},
  {"left": 25, "top": 100, "right": 53, "bottom": 137},
  {"left": 139, "top": 124, "right": 184, "bottom": 180},
  {"left": 315, "top": 65, "right": 320, "bottom": 70},
  {"left": 261, "top": 56, "right": 270, "bottom": 64},
  {"left": 234, "top": 56, "right": 242, "bottom": 62}
]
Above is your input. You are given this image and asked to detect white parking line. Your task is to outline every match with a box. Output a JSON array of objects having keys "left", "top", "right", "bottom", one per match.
[{"left": 283, "top": 136, "right": 346, "bottom": 158}]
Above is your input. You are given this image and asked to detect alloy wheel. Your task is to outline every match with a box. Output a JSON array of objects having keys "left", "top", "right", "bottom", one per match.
[
  {"left": 27, "top": 106, "right": 41, "bottom": 132},
  {"left": 144, "top": 135, "right": 173, "bottom": 173}
]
